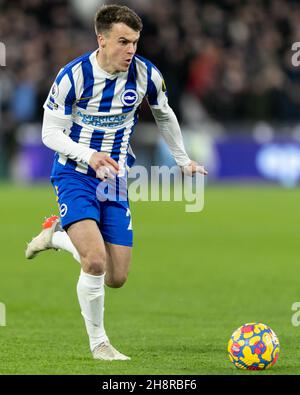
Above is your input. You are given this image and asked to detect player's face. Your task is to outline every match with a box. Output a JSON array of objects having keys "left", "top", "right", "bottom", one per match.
[{"left": 97, "top": 23, "right": 140, "bottom": 74}]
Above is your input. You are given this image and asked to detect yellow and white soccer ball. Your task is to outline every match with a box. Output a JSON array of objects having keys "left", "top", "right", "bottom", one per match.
[{"left": 228, "top": 323, "right": 280, "bottom": 370}]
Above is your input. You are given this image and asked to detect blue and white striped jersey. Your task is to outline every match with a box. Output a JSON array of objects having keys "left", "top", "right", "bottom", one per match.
[{"left": 43, "top": 49, "right": 168, "bottom": 177}]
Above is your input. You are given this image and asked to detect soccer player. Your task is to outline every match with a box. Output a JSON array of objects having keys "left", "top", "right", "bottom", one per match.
[{"left": 25, "top": 5, "right": 207, "bottom": 360}]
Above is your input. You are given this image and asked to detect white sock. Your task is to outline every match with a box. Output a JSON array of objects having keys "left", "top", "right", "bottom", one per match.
[
  {"left": 52, "top": 231, "right": 81, "bottom": 263},
  {"left": 76, "top": 270, "right": 108, "bottom": 352}
]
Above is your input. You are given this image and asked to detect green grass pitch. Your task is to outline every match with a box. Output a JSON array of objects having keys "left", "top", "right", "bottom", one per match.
[{"left": 0, "top": 183, "right": 299, "bottom": 374}]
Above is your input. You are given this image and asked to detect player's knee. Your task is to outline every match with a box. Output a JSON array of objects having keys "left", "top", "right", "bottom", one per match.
[
  {"left": 105, "top": 274, "right": 128, "bottom": 288},
  {"left": 81, "top": 251, "right": 106, "bottom": 276}
]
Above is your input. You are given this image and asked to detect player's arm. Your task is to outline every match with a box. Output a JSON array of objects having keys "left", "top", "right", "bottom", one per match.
[
  {"left": 42, "top": 72, "right": 118, "bottom": 177},
  {"left": 151, "top": 104, "right": 207, "bottom": 175},
  {"left": 42, "top": 113, "right": 118, "bottom": 176},
  {"left": 147, "top": 68, "right": 207, "bottom": 176},
  {"left": 42, "top": 112, "right": 95, "bottom": 164}
]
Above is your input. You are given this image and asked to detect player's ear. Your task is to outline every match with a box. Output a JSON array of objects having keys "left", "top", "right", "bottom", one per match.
[{"left": 97, "top": 34, "right": 106, "bottom": 49}]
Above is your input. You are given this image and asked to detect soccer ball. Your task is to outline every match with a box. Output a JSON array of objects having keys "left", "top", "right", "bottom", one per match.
[{"left": 228, "top": 323, "right": 280, "bottom": 370}]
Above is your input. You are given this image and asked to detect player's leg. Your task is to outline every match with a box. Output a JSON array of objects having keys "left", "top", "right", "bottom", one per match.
[
  {"left": 100, "top": 197, "right": 133, "bottom": 288},
  {"left": 26, "top": 177, "right": 133, "bottom": 277},
  {"left": 51, "top": 228, "right": 133, "bottom": 288},
  {"left": 67, "top": 219, "right": 105, "bottom": 275},
  {"left": 26, "top": 172, "right": 130, "bottom": 360},
  {"left": 67, "top": 220, "right": 107, "bottom": 348},
  {"left": 25, "top": 216, "right": 132, "bottom": 288},
  {"left": 52, "top": 227, "right": 80, "bottom": 262},
  {"left": 105, "top": 242, "right": 132, "bottom": 288},
  {"left": 25, "top": 215, "right": 81, "bottom": 262},
  {"left": 67, "top": 219, "right": 130, "bottom": 360}
]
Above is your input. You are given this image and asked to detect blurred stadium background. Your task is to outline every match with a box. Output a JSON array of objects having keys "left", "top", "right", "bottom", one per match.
[
  {"left": 1, "top": 0, "right": 300, "bottom": 375},
  {"left": 1, "top": 0, "right": 300, "bottom": 185}
]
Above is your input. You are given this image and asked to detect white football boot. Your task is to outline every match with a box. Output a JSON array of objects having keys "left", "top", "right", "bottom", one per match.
[
  {"left": 25, "top": 215, "right": 61, "bottom": 259},
  {"left": 92, "top": 341, "right": 131, "bottom": 361}
]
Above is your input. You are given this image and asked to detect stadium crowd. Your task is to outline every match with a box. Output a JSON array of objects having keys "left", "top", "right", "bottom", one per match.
[{"left": 1, "top": 0, "right": 300, "bottom": 165}]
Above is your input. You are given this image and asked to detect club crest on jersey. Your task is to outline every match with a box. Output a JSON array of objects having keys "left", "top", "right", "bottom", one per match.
[
  {"left": 120, "top": 89, "right": 139, "bottom": 106},
  {"left": 59, "top": 203, "right": 68, "bottom": 218}
]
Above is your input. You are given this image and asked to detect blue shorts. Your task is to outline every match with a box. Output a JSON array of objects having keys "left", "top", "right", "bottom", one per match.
[{"left": 50, "top": 168, "right": 133, "bottom": 247}]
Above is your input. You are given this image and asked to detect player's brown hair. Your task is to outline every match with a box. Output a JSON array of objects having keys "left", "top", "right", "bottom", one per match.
[{"left": 94, "top": 4, "right": 143, "bottom": 35}]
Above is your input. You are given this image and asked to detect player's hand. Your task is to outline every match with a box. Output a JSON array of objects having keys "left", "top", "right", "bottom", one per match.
[
  {"left": 181, "top": 160, "right": 208, "bottom": 176},
  {"left": 89, "top": 152, "right": 119, "bottom": 180}
]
